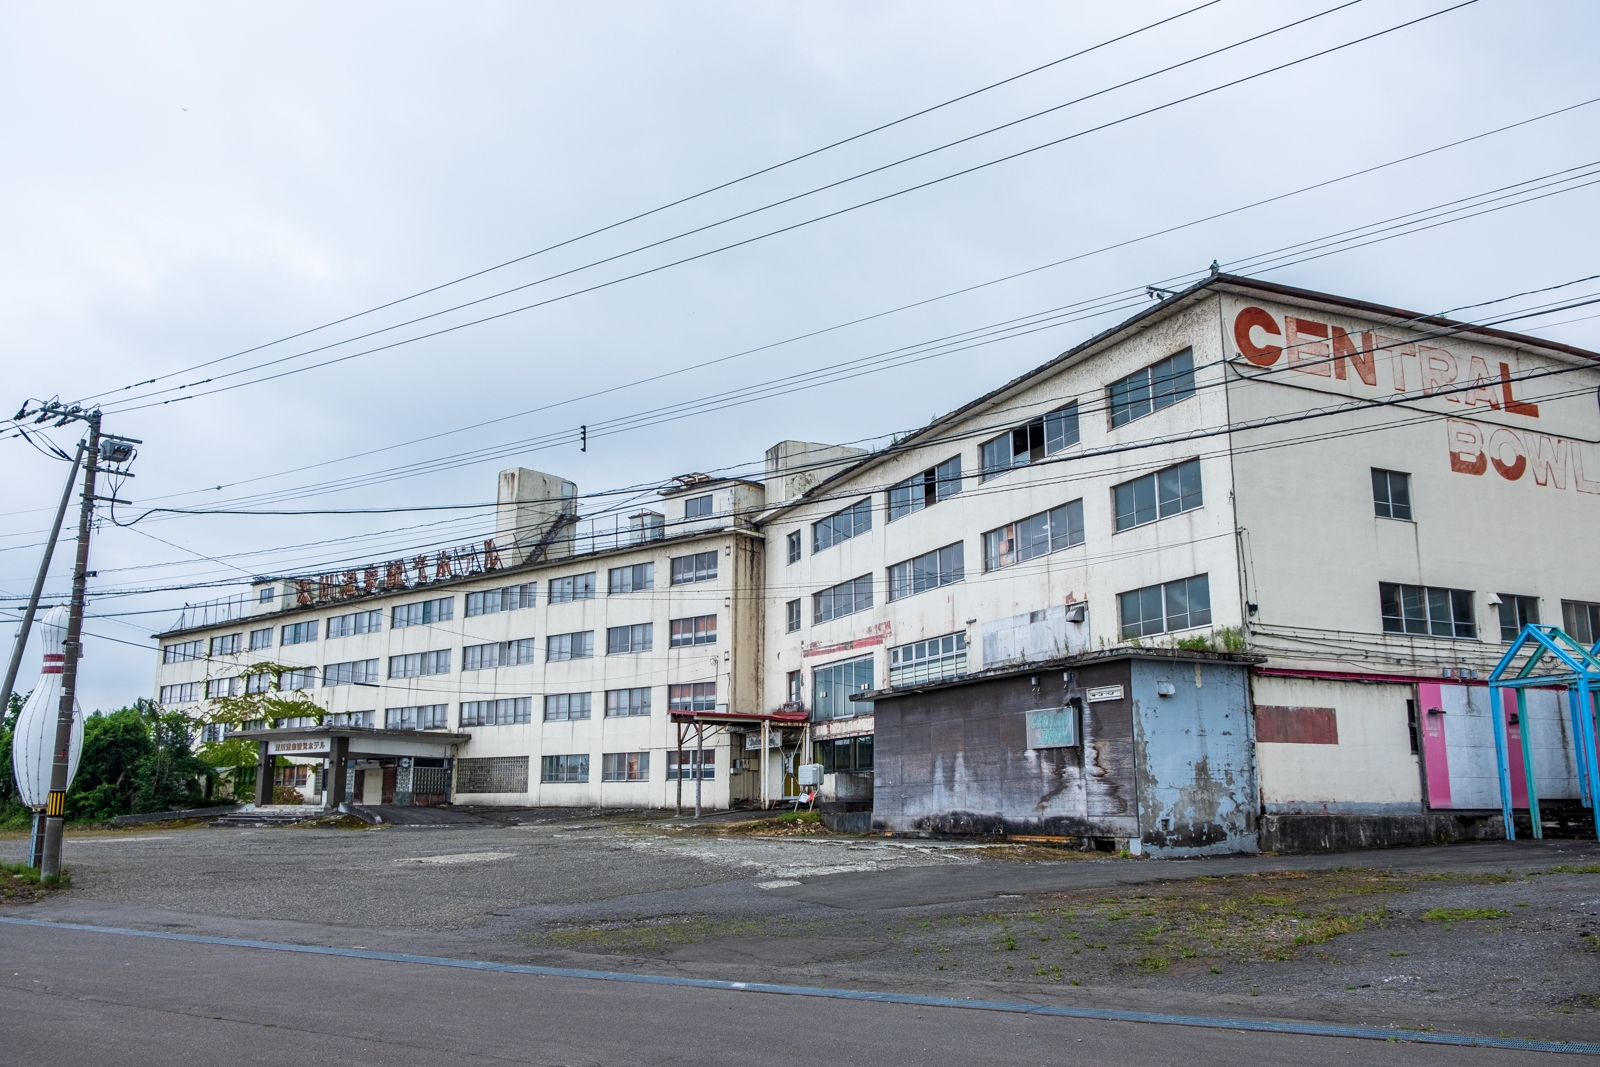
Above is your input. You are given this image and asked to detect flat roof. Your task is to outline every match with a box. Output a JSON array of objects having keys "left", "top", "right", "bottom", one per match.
[{"left": 853, "top": 647, "right": 1267, "bottom": 701}]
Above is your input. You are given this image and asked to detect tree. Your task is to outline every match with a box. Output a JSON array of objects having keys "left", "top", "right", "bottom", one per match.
[
  {"left": 194, "top": 663, "right": 323, "bottom": 797},
  {"left": 0, "top": 691, "right": 27, "bottom": 830},
  {"left": 66, "top": 700, "right": 212, "bottom": 820}
]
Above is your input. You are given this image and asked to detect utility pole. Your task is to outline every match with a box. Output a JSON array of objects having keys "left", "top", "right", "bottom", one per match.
[
  {"left": 40, "top": 412, "right": 100, "bottom": 879},
  {"left": 0, "top": 441, "right": 85, "bottom": 718}
]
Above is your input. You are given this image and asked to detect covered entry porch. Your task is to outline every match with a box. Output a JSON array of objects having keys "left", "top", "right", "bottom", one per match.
[{"left": 234, "top": 726, "right": 470, "bottom": 810}]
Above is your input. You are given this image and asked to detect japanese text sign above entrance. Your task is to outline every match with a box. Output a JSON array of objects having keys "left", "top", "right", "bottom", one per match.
[{"left": 268, "top": 737, "right": 332, "bottom": 756}]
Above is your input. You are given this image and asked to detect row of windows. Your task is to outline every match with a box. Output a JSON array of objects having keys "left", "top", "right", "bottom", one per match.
[
  {"left": 541, "top": 750, "right": 715, "bottom": 784},
  {"left": 167, "top": 555, "right": 723, "bottom": 661}
]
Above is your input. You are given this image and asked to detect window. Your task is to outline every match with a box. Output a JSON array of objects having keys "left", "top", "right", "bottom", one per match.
[
  {"left": 205, "top": 677, "right": 238, "bottom": 699},
  {"left": 1564, "top": 600, "right": 1600, "bottom": 645},
  {"left": 461, "top": 697, "right": 533, "bottom": 726},
  {"left": 605, "top": 688, "right": 652, "bottom": 717},
  {"left": 608, "top": 563, "right": 654, "bottom": 594},
  {"left": 670, "top": 615, "right": 717, "bottom": 648},
  {"left": 259, "top": 586, "right": 274, "bottom": 604},
  {"left": 326, "top": 710, "right": 374, "bottom": 728},
  {"left": 786, "top": 669, "right": 802, "bottom": 704},
  {"left": 458, "top": 756, "right": 530, "bottom": 793},
  {"left": 983, "top": 500, "right": 1084, "bottom": 571},
  {"left": 812, "top": 655, "right": 874, "bottom": 721},
  {"left": 326, "top": 610, "right": 381, "bottom": 639},
  {"left": 281, "top": 621, "right": 318, "bottom": 646},
  {"left": 1108, "top": 348, "right": 1195, "bottom": 428},
  {"left": 980, "top": 404, "right": 1079, "bottom": 481},
  {"left": 386, "top": 704, "right": 448, "bottom": 730},
  {"left": 888, "top": 542, "right": 964, "bottom": 601},
  {"left": 388, "top": 650, "right": 451, "bottom": 678},
  {"left": 548, "top": 631, "right": 594, "bottom": 661},
  {"left": 393, "top": 598, "right": 452, "bottom": 628},
  {"left": 209, "top": 634, "right": 242, "bottom": 657},
  {"left": 670, "top": 551, "right": 718, "bottom": 585},
  {"left": 602, "top": 752, "right": 651, "bottom": 782},
  {"left": 814, "top": 735, "right": 874, "bottom": 773},
  {"left": 666, "top": 749, "right": 714, "bottom": 781},
  {"left": 786, "top": 530, "right": 801, "bottom": 564},
  {"left": 324, "top": 659, "right": 378, "bottom": 687},
  {"left": 463, "top": 639, "right": 537, "bottom": 670},
  {"left": 888, "top": 456, "right": 963, "bottom": 520},
  {"left": 244, "top": 672, "right": 274, "bottom": 694},
  {"left": 549, "top": 572, "right": 596, "bottom": 604},
  {"left": 668, "top": 682, "right": 716, "bottom": 711},
  {"left": 1380, "top": 583, "right": 1476, "bottom": 639},
  {"left": 889, "top": 633, "right": 967, "bottom": 687},
  {"left": 1120, "top": 574, "right": 1212, "bottom": 638},
  {"left": 813, "top": 575, "right": 873, "bottom": 624},
  {"left": 465, "top": 583, "right": 536, "bottom": 616},
  {"left": 1113, "top": 459, "right": 1203, "bottom": 532},
  {"left": 607, "top": 623, "right": 653, "bottom": 654},
  {"left": 544, "top": 692, "right": 592, "bottom": 721},
  {"left": 248, "top": 627, "right": 273, "bottom": 651},
  {"left": 813, "top": 498, "right": 872, "bottom": 552},
  {"left": 1371, "top": 468, "right": 1413, "bottom": 521},
  {"left": 1497, "top": 595, "right": 1540, "bottom": 642},
  {"left": 541, "top": 754, "right": 590, "bottom": 783},
  {"left": 159, "top": 682, "right": 201, "bottom": 704},
  {"left": 280, "top": 668, "right": 316, "bottom": 691},
  {"left": 162, "top": 639, "right": 204, "bottom": 664},
  {"left": 684, "top": 494, "right": 714, "bottom": 519},
  {"left": 785, "top": 599, "right": 801, "bottom": 633}
]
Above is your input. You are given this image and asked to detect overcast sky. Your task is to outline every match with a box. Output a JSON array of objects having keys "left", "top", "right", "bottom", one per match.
[{"left": 2, "top": 0, "right": 1597, "bottom": 711}]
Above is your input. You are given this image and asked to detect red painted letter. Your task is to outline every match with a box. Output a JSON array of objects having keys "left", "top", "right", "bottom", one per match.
[{"left": 1234, "top": 306, "right": 1281, "bottom": 366}]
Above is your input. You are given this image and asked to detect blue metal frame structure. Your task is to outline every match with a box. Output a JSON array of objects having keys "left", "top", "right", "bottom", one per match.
[{"left": 1485, "top": 624, "right": 1600, "bottom": 841}]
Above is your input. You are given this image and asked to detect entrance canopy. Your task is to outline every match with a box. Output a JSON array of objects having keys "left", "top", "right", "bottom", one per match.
[{"left": 233, "top": 726, "right": 470, "bottom": 809}]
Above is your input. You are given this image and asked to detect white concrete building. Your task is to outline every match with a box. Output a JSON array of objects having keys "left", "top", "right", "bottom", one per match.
[
  {"left": 153, "top": 469, "right": 784, "bottom": 811},
  {"left": 756, "top": 274, "right": 1600, "bottom": 847},
  {"left": 151, "top": 273, "right": 1600, "bottom": 845}
]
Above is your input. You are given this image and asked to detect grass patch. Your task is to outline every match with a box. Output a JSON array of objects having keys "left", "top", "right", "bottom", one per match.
[
  {"left": 1419, "top": 907, "right": 1509, "bottom": 923},
  {"left": 1536, "top": 865, "right": 1600, "bottom": 876},
  {"left": 0, "top": 860, "right": 70, "bottom": 903}
]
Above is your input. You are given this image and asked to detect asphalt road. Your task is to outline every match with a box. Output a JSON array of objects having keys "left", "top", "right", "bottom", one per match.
[{"left": 0, "top": 920, "right": 1546, "bottom": 1067}]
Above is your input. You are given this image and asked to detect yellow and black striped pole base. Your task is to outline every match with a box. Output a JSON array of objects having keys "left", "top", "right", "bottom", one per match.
[{"left": 45, "top": 791, "right": 66, "bottom": 817}]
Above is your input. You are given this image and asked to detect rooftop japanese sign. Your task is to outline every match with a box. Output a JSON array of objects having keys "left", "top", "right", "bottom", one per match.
[{"left": 292, "top": 539, "right": 502, "bottom": 607}]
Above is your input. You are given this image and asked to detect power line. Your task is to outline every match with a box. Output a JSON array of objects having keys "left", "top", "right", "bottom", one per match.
[{"left": 90, "top": 0, "right": 1476, "bottom": 416}]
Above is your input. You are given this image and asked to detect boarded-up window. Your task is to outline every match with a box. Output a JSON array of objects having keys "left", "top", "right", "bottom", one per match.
[
  {"left": 455, "top": 756, "right": 530, "bottom": 793},
  {"left": 1253, "top": 705, "right": 1339, "bottom": 745}
]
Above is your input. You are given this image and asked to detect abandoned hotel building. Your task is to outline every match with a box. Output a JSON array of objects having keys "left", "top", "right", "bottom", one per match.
[{"left": 151, "top": 274, "right": 1600, "bottom": 854}]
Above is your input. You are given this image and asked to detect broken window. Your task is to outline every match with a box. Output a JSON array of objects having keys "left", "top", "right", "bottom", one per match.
[
  {"left": 888, "top": 542, "right": 964, "bottom": 601},
  {"left": 602, "top": 752, "right": 650, "bottom": 782},
  {"left": 980, "top": 403, "right": 1079, "bottom": 481},
  {"left": 668, "top": 682, "right": 717, "bottom": 711},
  {"left": 887, "top": 455, "right": 963, "bottom": 520},
  {"left": 786, "top": 530, "right": 801, "bottom": 564},
  {"left": 1564, "top": 600, "right": 1600, "bottom": 645},
  {"left": 1380, "top": 583, "right": 1475, "bottom": 639},
  {"left": 811, "top": 654, "right": 874, "bottom": 721},
  {"left": 540, "top": 754, "right": 589, "bottom": 784},
  {"left": 1113, "top": 459, "right": 1202, "bottom": 532},
  {"left": 607, "top": 563, "right": 653, "bottom": 594},
  {"left": 1496, "top": 595, "right": 1540, "bottom": 642},
  {"left": 547, "top": 631, "right": 594, "bottom": 661},
  {"left": 669, "top": 615, "right": 717, "bottom": 648},
  {"left": 548, "top": 572, "right": 596, "bottom": 604},
  {"left": 1120, "top": 574, "right": 1212, "bottom": 638},
  {"left": 785, "top": 598, "right": 801, "bottom": 633},
  {"left": 670, "top": 551, "right": 718, "bottom": 585},
  {"left": 606, "top": 623, "right": 653, "bottom": 655},
  {"left": 813, "top": 574, "right": 874, "bottom": 624},
  {"left": 605, "top": 688, "right": 652, "bottom": 717},
  {"left": 1108, "top": 348, "right": 1195, "bottom": 428},
  {"left": 983, "top": 500, "right": 1084, "bottom": 571},
  {"left": 543, "top": 693, "right": 591, "bottom": 721},
  {"left": 813, "top": 498, "right": 872, "bottom": 552}
]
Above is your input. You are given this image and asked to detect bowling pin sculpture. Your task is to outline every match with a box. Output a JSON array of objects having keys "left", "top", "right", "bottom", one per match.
[{"left": 10, "top": 605, "right": 84, "bottom": 808}]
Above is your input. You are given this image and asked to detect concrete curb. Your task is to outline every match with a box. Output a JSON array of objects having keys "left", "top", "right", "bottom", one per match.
[{"left": 109, "top": 805, "right": 243, "bottom": 827}]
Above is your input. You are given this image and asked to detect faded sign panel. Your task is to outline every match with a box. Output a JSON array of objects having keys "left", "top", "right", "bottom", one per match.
[
  {"left": 1253, "top": 705, "right": 1339, "bottom": 745},
  {"left": 1424, "top": 683, "right": 1579, "bottom": 810},
  {"left": 1025, "top": 706, "right": 1079, "bottom": 749},
  {"left": 981, "top": 604, "right": 1089, "bottom": 669}
]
